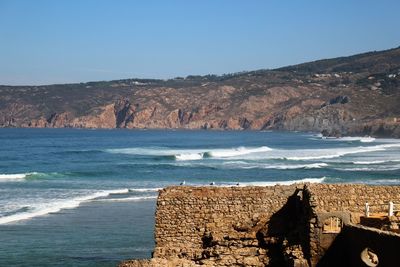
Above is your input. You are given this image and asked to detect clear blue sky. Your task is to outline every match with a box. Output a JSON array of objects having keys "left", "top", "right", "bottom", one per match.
[{"left": 1, "top": 0, "right": 399, "bottom": 85}]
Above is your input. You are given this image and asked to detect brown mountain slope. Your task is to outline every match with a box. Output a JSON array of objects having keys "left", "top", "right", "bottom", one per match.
[{"left": 1, "top": 47, "right": 400, "bottom": 137}]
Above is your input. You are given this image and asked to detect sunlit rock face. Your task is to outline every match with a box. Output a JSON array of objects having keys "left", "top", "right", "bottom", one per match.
[{"left": 1, "top": 47, "right": 400, "bottom": 137}]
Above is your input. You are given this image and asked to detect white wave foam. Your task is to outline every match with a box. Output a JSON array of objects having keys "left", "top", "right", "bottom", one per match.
[
  {"left": 0, "top": 174, "right": 28, "bottom": 180},
  {"left": 174, "top": 146, "right": 275, "bottom": 161},
  {"left": 222, "top": 162, "right": 328, "bottom": 170},
  {"left": 106, "top": 147, "right": 204, "bottom": 156},
  {"left": 342, "top": 137, "right": 376, "bottom": 143},
  {"left": 106, "top": 146, "right": 274, "bottom": 161},
  {"left": 267, "top": 162, "right": 328, "bottom": 170},
  {"left": 106, "top": 143, "right": 400, "bottom": 162},
  {"left": 239, "top": 177, "right": 326, "bottom": 186},
  {"left": 172, "top": 161, "right": 329, "bottom": 170},
  {"left": 0, "top": 172, "right": 38, "bottom": 181},
  {"left": 303, "top": 163, "right": 328, "bottom": 169},
  {"left": 284, "top": 144, "right": 400, "bottom": 161},
  {"left": 360, "top": 137, "right": 376, "bottom": 143},
  {"left": 97, "top": 196, "right": 157, "bottom": 202},
  {"left": 222, "top": 160, "right": 249, "bottom": 165},
  {"left": 368, "top": 138, "right": 400, "bottom": 143},
  {"left": 174, "top": 146, "right": 274, "bottom": 161},
  {"left": 175, "top": 153, "right": 204, "bottom": 161},
  {"left": 334, "top": 165, "right": 400, "bottom": 172},
  {"left": 0, "top": 189, "right": 129, "bottom": 224},
  {"left": 353, "top": 160, "right": 386, "bottom": 165},
  {"left": 320, "top": 136, "right": 376, "bottom": 143},
  {"left": 378, "top": 143, "right": 400, "bottom": 149},
  {"left": 208, "top": 146, "right": 273, "bottom": 158},
  {"left": 128, "top": 188, "right": 162, "bottom": 192}
]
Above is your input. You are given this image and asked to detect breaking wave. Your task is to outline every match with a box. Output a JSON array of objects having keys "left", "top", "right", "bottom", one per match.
[
  {"left": 106, "top": 143, "right": 400, "bottom": 162},
  {"left": 352, "top": 159, "right": 400, "bottom": 165},
  {"left": 283, "top": 144, "right": 400, "bottom": 161},
  {"left": 322, "top": 136, "right": 376, "bottom": 143},
  {"left": 128, "top": 188, "right": 162, "bottom": 192},
  {"left": 238, "top": 177, "right": 326, "bottom": 186},
  {"left": 164, "top": 161, "right": 329, "bottom": 170},
  {"left": 105, "top": 147, "right": 204, "bottom": 157},
  {"left": 334, "top": 165, "right": 400, "bottom": 172},
  {"left": 0, "top": 172, "right": 71, "bottom": 181},
  {"left": 96, "top": 196, "right": 157, "bottom": 202},
  {"left": 0, "top": 189, "right": 130, "bottom": 224},
  {"left": 207, "top": 146, "right": 273, "bottom": 158},
  {"left": 107, "top": 146, "right": 274, "bottom": 161},
  {"left": 353, "top": 160, "right": 386, "bottom": 165},
  {"left": 220, "top": 162, "right": 328, "bottom": 170},
  {"left": 175, "top": 153, "right": 204, "bottom": 161},
  {"left": 251, "top": 162, "right": 327, "bottom": 170},
  {"left": 0, "top": 172, "right": 39, "bottom": 181}
]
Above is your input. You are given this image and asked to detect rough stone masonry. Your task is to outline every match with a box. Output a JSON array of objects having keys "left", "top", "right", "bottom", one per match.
[{"left": 120, "top": 184, "right": 400, "bottom": 267}]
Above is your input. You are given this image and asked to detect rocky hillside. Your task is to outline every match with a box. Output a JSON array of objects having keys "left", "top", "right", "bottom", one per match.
[{"left": 1, "top": 47, "right": 400, "bottom": 137}]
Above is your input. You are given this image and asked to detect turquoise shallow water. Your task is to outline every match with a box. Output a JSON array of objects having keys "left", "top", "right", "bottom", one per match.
[{"left": 1, "top": 129, "right": 400, "bottom": 266}]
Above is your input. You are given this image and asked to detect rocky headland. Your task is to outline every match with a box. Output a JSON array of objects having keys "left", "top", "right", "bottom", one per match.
[{"left": 1, "top": 47, "right": 400, "bottom": 137}]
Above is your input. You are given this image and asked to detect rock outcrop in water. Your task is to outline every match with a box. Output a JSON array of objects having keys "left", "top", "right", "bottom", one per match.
[{"left": 1, "top": 47, "right": 400, "bottom": 137}]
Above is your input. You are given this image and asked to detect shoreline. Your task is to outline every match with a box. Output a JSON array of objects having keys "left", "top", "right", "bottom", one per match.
[{"left": 1, "top": 127, "right": 399, "bottom": 140}]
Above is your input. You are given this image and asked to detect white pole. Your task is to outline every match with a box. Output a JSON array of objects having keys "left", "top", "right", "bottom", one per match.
[
  {"left": 365, "top": 202, "right": 370, "bottom": 217},
  {"left": 389, "top": 201, "right": 394, "bottom": 217}
]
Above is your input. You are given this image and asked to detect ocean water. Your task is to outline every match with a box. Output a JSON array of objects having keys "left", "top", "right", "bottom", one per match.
[{"left": 1, "top": 129, "right": 400, "bottom": 266}]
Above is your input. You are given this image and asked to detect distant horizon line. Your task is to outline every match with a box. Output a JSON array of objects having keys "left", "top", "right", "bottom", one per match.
[{"left": 2, "top": 45, "right": 399, "bottom": 87}]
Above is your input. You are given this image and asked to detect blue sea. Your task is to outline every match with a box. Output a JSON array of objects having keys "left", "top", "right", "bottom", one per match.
[{"left": 1, "top": 129, "right": 400, "bottom": 266}]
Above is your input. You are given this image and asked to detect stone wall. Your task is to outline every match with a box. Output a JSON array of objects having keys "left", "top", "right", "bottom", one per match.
[
  {"left": 153, "top": 185, "right": 302, "bottom": 266},
  {"left": 306, "top": 183, "right": 400, "bottom": 214},
  {"left": 304, "top": 184, "right": 400, "bottom": 266},
  {"left": 120, "top": 184, "right": 400, "bottom": 267}
]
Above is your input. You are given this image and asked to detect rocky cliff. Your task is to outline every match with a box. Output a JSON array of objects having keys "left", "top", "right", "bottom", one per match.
[{"left": 1, "top": 47, "right": 400, "bottom": 137}]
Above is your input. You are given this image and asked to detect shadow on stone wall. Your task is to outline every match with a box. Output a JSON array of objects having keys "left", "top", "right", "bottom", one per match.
[
  {"left": 317, "top": 224, "right": 400, "bottom": 267},
  {"left": 257, "top": 189, "right": 311, "bottom": 266}
]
